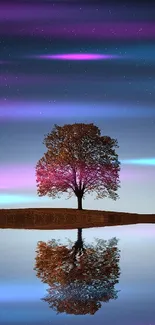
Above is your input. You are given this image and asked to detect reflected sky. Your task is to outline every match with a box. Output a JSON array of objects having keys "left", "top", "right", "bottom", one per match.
[{"left": 0, "top": 224, "right": 155, "bottom": 324}]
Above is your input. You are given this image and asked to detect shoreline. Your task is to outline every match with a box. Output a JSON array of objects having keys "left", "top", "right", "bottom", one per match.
[{"left": 0, "top": 208, "right": 155, "bottom": 230}]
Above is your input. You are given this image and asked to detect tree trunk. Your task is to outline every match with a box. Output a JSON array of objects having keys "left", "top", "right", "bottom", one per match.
[
  {"left": 77, "top": 195, "right": 82, "bottom": 210},
  {"left": 77, "top": 228, "right": 82, "bottom": 242}
]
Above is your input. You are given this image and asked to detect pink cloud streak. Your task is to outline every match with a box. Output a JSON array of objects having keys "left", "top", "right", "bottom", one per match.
[{"left": 38, "top": 54, "right": 117, "bottom": 60}]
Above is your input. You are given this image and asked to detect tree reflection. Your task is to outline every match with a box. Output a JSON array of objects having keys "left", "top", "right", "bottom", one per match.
[{"left": 34, "top": 228, "right": 120, "bottom": 315}]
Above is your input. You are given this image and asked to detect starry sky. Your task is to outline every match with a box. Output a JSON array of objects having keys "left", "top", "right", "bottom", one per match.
[{"left": 0, "top": 0, "right": 155, "bottom": 213}]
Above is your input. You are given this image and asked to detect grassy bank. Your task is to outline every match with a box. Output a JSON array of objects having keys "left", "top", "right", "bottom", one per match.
[{"left": 0, "top": 208, "right": 155, "bottom": 230}]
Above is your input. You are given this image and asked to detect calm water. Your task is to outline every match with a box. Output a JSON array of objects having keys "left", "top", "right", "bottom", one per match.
[{"left": 0, "top": 224, "right": 155, "bottom": 325}]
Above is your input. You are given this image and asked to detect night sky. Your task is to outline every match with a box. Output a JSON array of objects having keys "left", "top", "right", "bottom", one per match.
[{"left": 0, "top": 1, "right": 155, "bottom": 213}]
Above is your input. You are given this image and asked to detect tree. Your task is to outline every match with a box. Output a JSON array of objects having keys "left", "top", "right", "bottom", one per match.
[
  {"left": 36, "top": 123, "right": 120, "bottom": 209},
  {"left": 34, "top": 234, "right": 120, "bottom": 315}
]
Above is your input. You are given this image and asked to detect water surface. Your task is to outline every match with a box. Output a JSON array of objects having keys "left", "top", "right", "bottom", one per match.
[{"left": 0, "top": 224, "right": 155, "bottom": 324}]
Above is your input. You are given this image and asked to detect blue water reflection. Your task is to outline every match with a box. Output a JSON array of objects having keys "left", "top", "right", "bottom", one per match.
[{"left": 0, "top": 224, "right": 155, "bottom": 324}]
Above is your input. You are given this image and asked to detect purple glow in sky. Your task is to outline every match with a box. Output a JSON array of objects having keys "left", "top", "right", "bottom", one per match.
[
  {"left": 1, "top": 21, "right": 155, "bottom": 40},
  {"left": 38, "top": 53, "right": 118, "bottom": 60},
  {"left": 0, "top": 163, "right": 152, "bottom": 191},
  {"left": 0, "top": 161, "right": 154, "bottom": 211},
  {"left": 1, "top": 102, "right": 155, "bottom": 121},
  {"left": 0, "top": 60, "right": 11, "bottom": 64}
]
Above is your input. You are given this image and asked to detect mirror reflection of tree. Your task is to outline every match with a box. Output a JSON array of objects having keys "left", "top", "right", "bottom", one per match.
[{"left": 34, "top": 228, "right": 120, "bottom": 315}]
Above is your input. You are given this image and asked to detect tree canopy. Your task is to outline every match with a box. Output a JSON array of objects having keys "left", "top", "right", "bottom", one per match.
[
  {"left": 34, "top": 234, "right": 120, "bottom": 315},
  {"left": 36, "top": 123, "right": 120, "bottom": 209}
]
